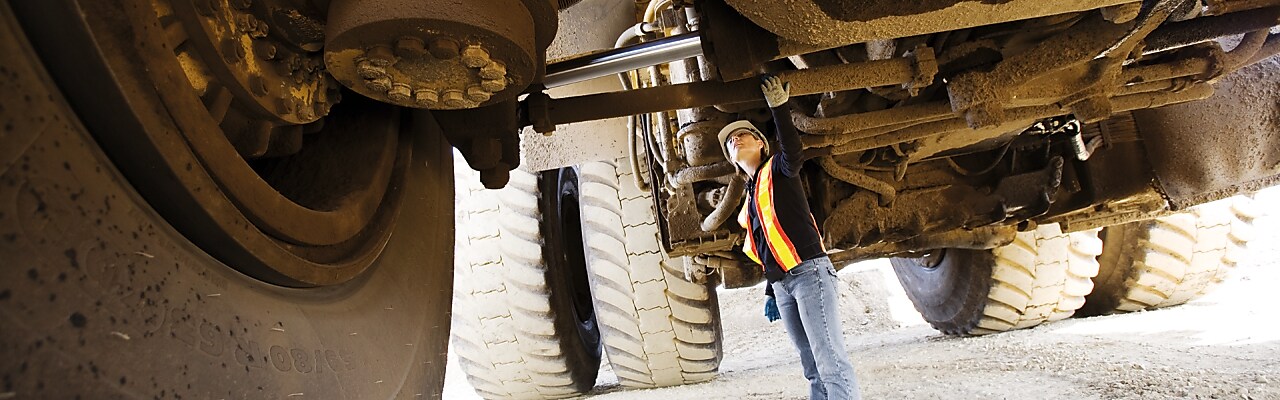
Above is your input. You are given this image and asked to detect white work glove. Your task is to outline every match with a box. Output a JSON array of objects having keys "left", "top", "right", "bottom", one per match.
[{"left": 760, "top": 75, "right": 790, "bottom": 108}]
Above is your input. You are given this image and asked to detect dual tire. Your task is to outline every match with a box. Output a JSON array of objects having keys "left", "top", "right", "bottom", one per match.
[
  {"left": 892, "top": 197, "right": 1257, "bottom": 335},
  {"left": 451, "top": 160, "right": 722, "bottom": 399}
]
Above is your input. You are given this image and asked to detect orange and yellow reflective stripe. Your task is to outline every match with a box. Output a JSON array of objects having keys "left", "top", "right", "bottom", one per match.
[{"left": 754, "top": 159, "right": 803, "bottom": 270}]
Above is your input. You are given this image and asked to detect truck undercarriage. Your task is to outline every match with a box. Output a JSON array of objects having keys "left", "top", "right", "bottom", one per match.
[{"left": 2, "top": 0, "right": 1276, "bottom": 398}]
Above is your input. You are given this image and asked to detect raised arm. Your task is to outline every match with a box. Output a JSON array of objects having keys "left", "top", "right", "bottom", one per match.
[{"left": 761, "top": 75, "right": 803, "bottom": 177}]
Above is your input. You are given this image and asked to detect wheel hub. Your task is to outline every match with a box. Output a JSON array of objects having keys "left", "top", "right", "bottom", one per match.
[{"left": 323, "top": 0, "right": 552, "bottom": 110}]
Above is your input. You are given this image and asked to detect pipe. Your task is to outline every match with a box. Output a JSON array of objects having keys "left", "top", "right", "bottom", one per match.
[
  {"left": 528, "top": 55, "right": 922, "bottom": 129},
  {"left": 1143, "top": 7, "right": 1280, "bottom": 54},
  {"left": 792, "top": 102, "right": 955, "bottom": 135},
  {"left": 1221, "top": 29, "right": 1271, "bottom": 75},
  {"left": 701, "top": 175, "right": 746, "bottom": 232},
  {"left": 803, "top": 84, "right": 1214, "bottom": 158},
  {"left": 819, "top": 157, "right": 897, "bottom": 205},
  {"left": 1245, "top": 33, "right": 1280, "bottom": 66},
  {"left": 544, "top": 32, "right": 703, "bottom": 88},
  {"left": 1204, "top": 0, "right": 1280, "bottom": 15},
  {"left": 673, "top": 161, "right": 736, "bottom": 186}
]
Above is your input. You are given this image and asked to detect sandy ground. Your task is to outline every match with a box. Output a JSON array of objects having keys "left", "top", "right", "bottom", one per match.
[{"left": 444, "top": 191, "right": 1280, "bottom": 400}]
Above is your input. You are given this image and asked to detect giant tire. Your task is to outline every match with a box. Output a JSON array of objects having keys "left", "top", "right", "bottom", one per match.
[
  {"left": 1078, "top": 196, "right": 1258, "bottom": 316},
  {"left": 2, "top": 3, "right": 454, "bottom": 398},
  {"left": 450, "top": 166, "right": 602, "bottom": 399},
  {"left": 890, "top": 224, "right": 1103, "bottom": 335},
  {"left": 577, "top": 160, "right": 723, "bottom": 388}
]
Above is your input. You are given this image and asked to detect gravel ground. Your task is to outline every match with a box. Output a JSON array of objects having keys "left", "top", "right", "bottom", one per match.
[{"left": 445, "top": 191, "right": 1280, "bottom": 399}]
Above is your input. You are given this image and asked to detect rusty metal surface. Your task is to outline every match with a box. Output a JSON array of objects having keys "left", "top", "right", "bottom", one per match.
[
  {"left": 524, "top": 50, "right": 931, "bottom": 130},
  {"left": 1144, "top": 8, "right": 1280, "bottom": 53},
  {"left": 324, "top": 0, "right": 550, "bottom": 109},
  {"left": 724, "top": 0, "right": 1135, "bottom": 47},
  {"left": 1133, "top": 55, "right": 1280, "bottom": 209},
  {"left": 16, "top": 0, "right": 412, "bottom": 287}
]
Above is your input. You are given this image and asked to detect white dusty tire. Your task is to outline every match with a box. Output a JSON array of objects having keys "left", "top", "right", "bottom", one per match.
[
  {"left": 1079, "top": 196, "right": 1258, "bottom": 316},
  {"left": 890, "top": 223, "right": 1103, "bottom": 335},
  {"left": 451, "top": 165, "right": 602, "bottom": 400},
  {"left": 577, "top": 160, "right": 724, "bottom": 388}
]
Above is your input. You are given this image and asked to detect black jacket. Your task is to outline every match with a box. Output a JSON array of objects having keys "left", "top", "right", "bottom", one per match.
[{"left": 741, "top": 102, "right": 826, "bottom": 297}]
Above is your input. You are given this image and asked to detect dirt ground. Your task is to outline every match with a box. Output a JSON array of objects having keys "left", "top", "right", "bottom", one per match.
[{"left": 444, "top": 191, "right": 1280, "bottom": 400}]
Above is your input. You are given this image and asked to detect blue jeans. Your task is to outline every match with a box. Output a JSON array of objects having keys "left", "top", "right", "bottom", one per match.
[{"left": 771, "top": 256, "right": 860, "bottom": 400}]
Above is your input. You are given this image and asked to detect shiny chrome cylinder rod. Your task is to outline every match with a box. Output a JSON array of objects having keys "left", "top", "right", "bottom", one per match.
[{"left": 543, "top": 32, "right": 703, "bottom": 88}]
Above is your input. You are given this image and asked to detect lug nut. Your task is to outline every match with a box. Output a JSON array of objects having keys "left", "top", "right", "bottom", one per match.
[
  {"left": 428, "top": 38, "right": 460, "bottom": 59},
  {"left": 356, "top": 59, "right": 387, "bottom": 79},
  {"left": 249, "top": 75, "right": 269, "bottom": 96},
  {"left": 387, "top": 83, "right": 412, "bottom": 102},
  {"left": 479, "top": 61, "right": 506, "bottom": 80},
  {"left": 481, "top": 78, "right": 507, "bottom": 93},
  {"left": 277, "top": 97, "right": 296, "bottom": 113},
  {"left": 461, "top": 45, "right": 490, "bottom": 68},
  {"left": 415, "top": 88, "right": 440, "bottom": 107},
  {"left": 466, "top": 85, "right": 491, "bottom": 102},
  {"left": 221, "top": 38, "right": 243, "bottom": 63},
  {"left": 396, "top": 36, "right": 427, "bottom": 57},
  {"left": 255, "top": 41, "right": 277, "bottom": 60},
  {"left": 442, "top": 89, "right": 466, "bottom": 108},
  {"left": 365, "top": 76, "right": 392, "bottom": 92},
  {"left": 366, "top": 45, "right": 396, "bottom": 67}
]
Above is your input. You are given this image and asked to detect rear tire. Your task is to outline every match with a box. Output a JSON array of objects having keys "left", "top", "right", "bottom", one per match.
[
  {"left": 450, "top": 166, "right": 602, "bottom": 399},
  {"left": 1078, "top": 196, "right": 1258, "bottom": 316},
  {"left": 577, "top": 161, "right": 723, "bottom": 388},
  {"left": 891, "top": 224, "right": 1102, "bottom": 335},
  {"left": 0, "top": 5, "right": 456, "bottom": 396}
]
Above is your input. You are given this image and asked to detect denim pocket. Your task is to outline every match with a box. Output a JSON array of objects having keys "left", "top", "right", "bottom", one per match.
[{"left": 825, "top": 264, "right": 837, "bottom": 278}]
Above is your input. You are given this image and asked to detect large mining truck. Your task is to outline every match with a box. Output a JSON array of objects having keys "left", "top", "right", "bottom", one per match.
[{"left": 2, "top": 0, "right": 1276, "bottom": 398}]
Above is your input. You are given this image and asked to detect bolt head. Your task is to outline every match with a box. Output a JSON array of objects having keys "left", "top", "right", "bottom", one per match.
[
  {"left": 255, "top": 41, "right": 277, "bottom": 60},
  {"left": 395, "top": 36, "right": 427, "bottom": 57},
  {"left": 479, "top": 61, "right": 506, "bottom": 80},
  {"left": 387, "top": 83, "right": 412, "bottom": 102},
  {"left": 365, "top": 76, "right": 392, "bottom": 92},
  {"left": 356, "top": 60, "right": 387, "bottom": 79},
  {"left": 250, "top": 74, "right": 271, "bottom": 95},
  {"left": 428, "top": 38, "right": 460, "bottom": 59},
  {"left": 465, "top": 85, "right": 491, "bottom": 102},
  {"left": 277, "top": 97, "right": 296, "bottom": 112},
  {"left": 366, "top": 45, "right": 396, "bottom": 67},
  {"left": 481, "top": 78, "right": 507, "bottom": 93},
  {"left": 415, "top": 88, "right": 440, "bottom": 107},
  {"left": 221, "top": 38, "right": 243, "bottom": 63},
  {"left": 442, "top": 89, "right": 466, "bottom": 108},
  {"left": 460, "top": 45, "right": 490, "bottom": 68}
]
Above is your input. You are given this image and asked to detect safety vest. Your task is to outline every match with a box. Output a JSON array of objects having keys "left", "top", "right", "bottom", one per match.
[{"left": 737, "top": 157, "right": 818, "bottom": 271}]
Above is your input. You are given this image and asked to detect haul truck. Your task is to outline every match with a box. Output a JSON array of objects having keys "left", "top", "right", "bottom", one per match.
[{"left": 1, "top": 0, "right": 1275, "bottom": 398}]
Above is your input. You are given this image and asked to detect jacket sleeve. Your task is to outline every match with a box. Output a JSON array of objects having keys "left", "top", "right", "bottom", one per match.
[
  {"left": 765, "top": 279, "right": 774, "bottom": 298},
  {"left": 771, "top": 102, "right": 804, "bottom": 177}
]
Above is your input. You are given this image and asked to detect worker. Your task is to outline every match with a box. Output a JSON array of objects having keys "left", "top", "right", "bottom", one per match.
[{"left": 719, "top": 75, "right": 861, "bottom": 400}]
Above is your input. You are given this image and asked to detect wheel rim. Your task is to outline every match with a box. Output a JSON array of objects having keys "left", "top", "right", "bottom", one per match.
[
  {"left": 542, "top": 167, "right": 604, "bottom": 361},
  {"left": 28, "top": 0, "right": 410, "bottom": 287}
]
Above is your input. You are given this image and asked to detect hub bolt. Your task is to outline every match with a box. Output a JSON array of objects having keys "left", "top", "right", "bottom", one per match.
[
  {"left": 365, "top": 76, "right": 392, "bottom": 92},
  {"left": 356, "top": 60, "right": 387, "bottom": 79},
  {"left": 415, "top": 88, "right": 440, "bottom": 107},
  {"left": 481, "top": 78, "right": 507, "bottom": 93},
  {"left": 479, "top": 61, "right": 506, "bottom": 80},
  {"left": 429, "top": 38, "right": 460, "bottom": 59},
  {"left": 442, "top": 89, "right": 466, "bottom": 108},
  {"left": 460, "top": 45, "right": 491, "bottom": 68},
  {"left": 366, "top": 45, "right": 397, "bottom": 67},
  {"left": 396, "top": 36, "right": 427, "bottom": 57},
  {"left": 387, "top": 83, "right": 412, "bottom": 102},
  {"left": 466, "top": 85, "right": 491, "bottom": 102}
]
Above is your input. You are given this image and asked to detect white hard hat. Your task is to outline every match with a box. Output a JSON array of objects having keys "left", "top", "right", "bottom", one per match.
[{"left": 717, "top": 120, "right": 770, "bottom": 162}]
